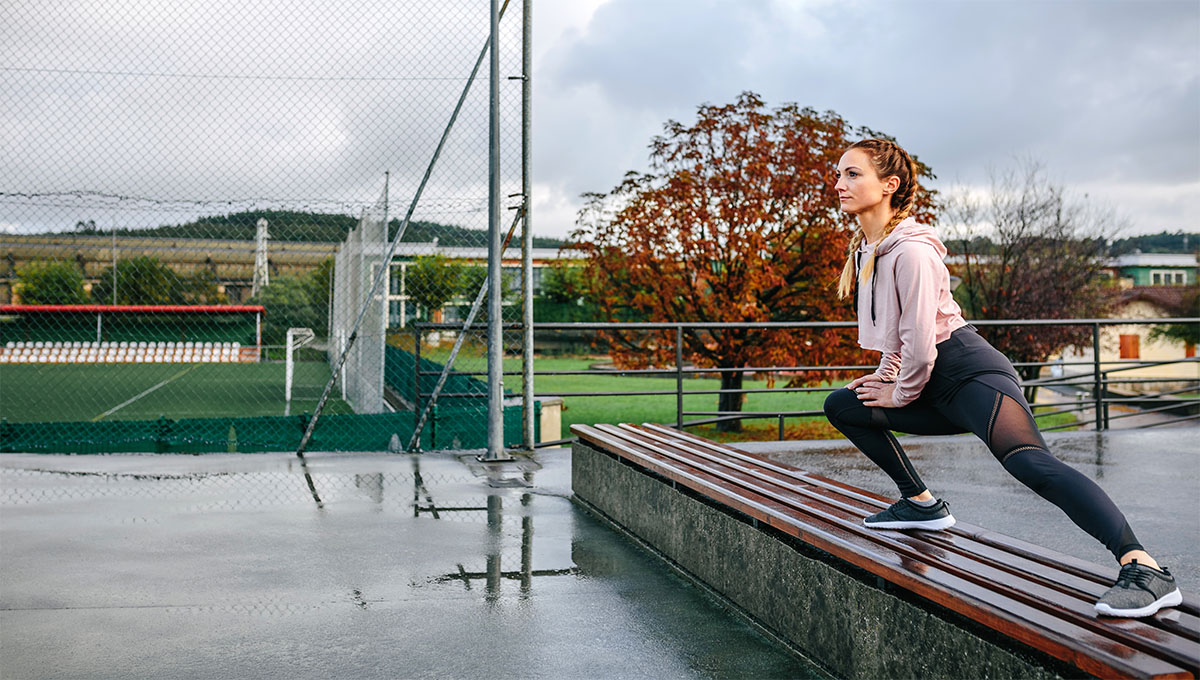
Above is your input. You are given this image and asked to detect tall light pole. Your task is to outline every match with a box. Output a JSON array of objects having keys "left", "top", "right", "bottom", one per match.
[{"left": 483, "top": 0, "right": 511, "bottom": 461}]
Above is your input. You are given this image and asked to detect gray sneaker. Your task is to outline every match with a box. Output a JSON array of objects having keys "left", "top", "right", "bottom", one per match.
[
  {"left": 1094, "top": 560, "right": 1182, "bottom": 618},
  {"left": 863, "top": 498, "right": 956, "bottom": 531}
]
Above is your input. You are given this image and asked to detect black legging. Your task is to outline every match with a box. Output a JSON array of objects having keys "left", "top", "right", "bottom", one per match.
[{"left": 823, "top": 331, "right": 1143, "bottom": 560}]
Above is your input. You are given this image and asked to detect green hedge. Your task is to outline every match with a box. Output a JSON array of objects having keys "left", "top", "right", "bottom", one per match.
[{"left": 0, "top": 401, "right": 534, "bottom": 454}]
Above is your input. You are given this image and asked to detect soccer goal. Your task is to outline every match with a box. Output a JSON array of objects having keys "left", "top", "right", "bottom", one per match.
[{"left": 284, "top": 327, "right": 316, "bottom": 416}]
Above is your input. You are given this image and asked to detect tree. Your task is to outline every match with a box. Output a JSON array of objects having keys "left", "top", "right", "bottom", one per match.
[
  {"left": 1148, "top": 285, "right": 1200, "bottom": 348},
  {"left": 91, "top": 256, "right": 185, "bottom": 305},
  {"left": 303, "top": 256, "right": 334, "bottom": 337},
  {"left": 541, "top": 263, "right": 586, "bottom": 305},
  {"left": 180, "top": 269, "right": 229, "bottom": 304},
  {"left": 941, "top": 159, "right": 1121, "bottom": 401},
  {"left": 570, "top": 92, "right": 938, "bottom": 431},
  {"left": 16, "top": 260, "right": 88, "bottom": 305},
  {"left": 248, "top": 275, "right": 322, "bottom": 346},
  {"left": 406, "top": 255, "right": 468, "bottom": 322}
]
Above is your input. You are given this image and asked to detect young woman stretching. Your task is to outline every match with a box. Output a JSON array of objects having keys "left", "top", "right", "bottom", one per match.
[{"left": 822, "top": 138, "right": 1181, "bottom": 618}]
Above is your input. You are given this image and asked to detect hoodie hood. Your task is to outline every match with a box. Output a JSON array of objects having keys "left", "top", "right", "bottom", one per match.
[
  {"left": 860, "top": 216, "right": 947, "bottom": 259},
  {"left": 854, "top": 214, "right": 955, "bottom": 328}
]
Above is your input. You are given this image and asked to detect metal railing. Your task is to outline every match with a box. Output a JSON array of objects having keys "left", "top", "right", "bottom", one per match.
[{"left": 412, "top": 318, "right": 1200, "bottom": 446}]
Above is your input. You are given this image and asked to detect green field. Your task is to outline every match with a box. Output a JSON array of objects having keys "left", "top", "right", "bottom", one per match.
[
  {"left": 0, "top": 362, "right": 352, "bottom": 423},
  {"left": 479, "top": 356, "right": 1077, "bottom": 442},
  {"left": 0, "top": 354, "right": 1076, "bottom": 444}
]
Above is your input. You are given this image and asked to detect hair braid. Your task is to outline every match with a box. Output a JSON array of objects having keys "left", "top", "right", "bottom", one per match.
[{"left": 835, "top": 139, "right": 920, "bottom": 300}]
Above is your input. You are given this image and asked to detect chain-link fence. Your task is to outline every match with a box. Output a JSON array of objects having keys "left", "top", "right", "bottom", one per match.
[{"left": 1, "top": 1, "right": 534, "bottom": 453}]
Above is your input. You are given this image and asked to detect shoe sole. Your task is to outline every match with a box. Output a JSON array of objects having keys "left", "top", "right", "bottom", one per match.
[
  {"left": 1094, "top": 588, "right": 1183, "bottom": 618},
  {"left": 862, "top": 516, "right": 956, "bottom": 531}
]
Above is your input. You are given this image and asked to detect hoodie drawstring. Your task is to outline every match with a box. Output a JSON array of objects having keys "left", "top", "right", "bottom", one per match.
[{"left": 855, "top": 250, "right": 877, "bottom": 326}]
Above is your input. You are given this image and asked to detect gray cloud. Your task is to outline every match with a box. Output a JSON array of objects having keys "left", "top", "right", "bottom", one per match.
[
  {"left": 2, "top": 0, "right": 1197, "bottom": 238},
  {"left": 532, "top": 0, "right": 1199, "bottom": 236}
]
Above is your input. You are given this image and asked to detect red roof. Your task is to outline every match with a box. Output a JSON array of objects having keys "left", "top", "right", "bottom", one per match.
[
  {"left": 1116, "top": 286, "right": 1196, "bottom": 315},
  {"left": 1, "top": 304, "right": 265, "bottom": 314}
]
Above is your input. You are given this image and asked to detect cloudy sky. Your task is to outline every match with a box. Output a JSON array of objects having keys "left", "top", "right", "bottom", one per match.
[{"left": 2, "top": 0, "right": 1198, "bottom": 240}]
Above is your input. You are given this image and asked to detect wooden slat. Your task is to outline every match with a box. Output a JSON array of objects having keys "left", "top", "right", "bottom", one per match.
[
  {"left": 572, "top": 424, "right": 1199, "bottom": 680},
  {"left": 601, "top": 424, "right": 1200, "bottom": 669},
  {"left": 639, "top": 423, "right": 1200, "bottom": 618},
  {"left": 630, "top": 424, "right": 1200, "bottom": 639}
]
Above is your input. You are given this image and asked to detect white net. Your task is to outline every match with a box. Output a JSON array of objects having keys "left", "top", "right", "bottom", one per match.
[{"left": 330, "top": 184, "right": 388, "bottom": 414}]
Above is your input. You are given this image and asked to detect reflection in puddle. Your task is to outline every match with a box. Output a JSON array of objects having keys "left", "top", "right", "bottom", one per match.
[{"left": 416, "top": 461, "right": 576, "bottom": 601}]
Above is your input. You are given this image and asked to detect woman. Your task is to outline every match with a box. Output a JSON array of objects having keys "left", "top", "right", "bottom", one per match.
[{"left": 822, "top": 138, "right": 1180, "bottom": 618}]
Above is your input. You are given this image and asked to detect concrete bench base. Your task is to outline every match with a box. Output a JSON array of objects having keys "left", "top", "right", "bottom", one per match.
[{"left": 572, "top": 441, "right": 1078, "bottom": 680}]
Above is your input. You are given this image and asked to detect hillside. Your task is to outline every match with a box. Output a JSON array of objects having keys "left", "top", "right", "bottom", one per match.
[{"left": 70, "top": 210, "right": 568, "bottom": 249}]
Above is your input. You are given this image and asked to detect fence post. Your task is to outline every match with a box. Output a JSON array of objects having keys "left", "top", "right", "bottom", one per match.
[
  {"left": 1092, "top": 323, "right": 1103, "bottom": 432},
  {"left": 519, "top": 0, "right": 534, "bottom": 452},
  {"left": 778, "top": 414, "right": 785, "bottom": 441},
  {"left": 1102, "top": 375, "right": 1111, "bottom": 430},
  {"left": 413, "top": 324, "right": 422, "bottom": 451},
  {"left": 676, "top": 325, "right": 684, "bottom": 430}
]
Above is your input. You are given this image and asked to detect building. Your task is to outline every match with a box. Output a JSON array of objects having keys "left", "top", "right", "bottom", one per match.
[
  {"left": 1, "top": 233, "right": 337, "bottom": 304},
  {"left": 384, "top": 243, "right": 578, "bottom": 328},
  {"left": 1058, "top": 253, "right": 1200, "bottom": 388},
  {"left": 1105, "top": 252, "right": 1198, "bottom": 287}
]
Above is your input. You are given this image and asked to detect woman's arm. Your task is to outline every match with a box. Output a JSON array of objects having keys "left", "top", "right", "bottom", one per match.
[
  {"left": 890, "top": 244, "right": 944, "bottom": 406},
  {"left": 877, "top": 352, "right": 902, "bottom": 382}
]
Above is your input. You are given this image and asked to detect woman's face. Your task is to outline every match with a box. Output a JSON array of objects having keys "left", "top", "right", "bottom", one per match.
[{"left": 835, "top": 148, "right": 894, "bottom": 214}]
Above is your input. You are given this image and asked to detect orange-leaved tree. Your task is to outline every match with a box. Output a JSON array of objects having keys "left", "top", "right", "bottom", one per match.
[{"left": 568, "top": 92, "right": 938, "bottom": 431}]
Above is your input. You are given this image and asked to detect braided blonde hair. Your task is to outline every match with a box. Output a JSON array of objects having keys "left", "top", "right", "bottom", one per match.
[{"left": 836, "top": 138, "right": 919, "bottom": 300}]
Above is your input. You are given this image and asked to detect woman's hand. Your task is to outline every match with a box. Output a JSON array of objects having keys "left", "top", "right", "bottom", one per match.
[
  {"left": 852, "top": 378, "right": 899, "bottom": 408},
  {"left": 844, "top": 374, "right": 882, "bottom": 391}
]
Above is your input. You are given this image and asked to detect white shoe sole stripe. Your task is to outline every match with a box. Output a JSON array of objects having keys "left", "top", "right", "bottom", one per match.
[
  {"left": 1094, "top": 588, "right": 1183, "bottom": 618},
  {"left": 862, "top": 516, "right": 957, "bottom": 531}
]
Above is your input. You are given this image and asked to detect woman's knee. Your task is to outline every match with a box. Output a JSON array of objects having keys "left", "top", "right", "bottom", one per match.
[{"left": 824, "top": 387, "right": 862, "bottom": 424}]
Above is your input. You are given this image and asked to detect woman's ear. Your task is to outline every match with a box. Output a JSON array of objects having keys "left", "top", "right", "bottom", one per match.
[{"left": 883, "top": 175, "right": 901, "bottom": 196}]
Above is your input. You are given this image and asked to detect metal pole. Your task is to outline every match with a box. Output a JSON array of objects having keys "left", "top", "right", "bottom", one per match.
[
  {"left": 520, "top": 0, "right": 534, "bottom": 451},
  {"left": 484, "top": 0, "right": 508, "bottom": 461},
  {"left": 111, "top": 213, "right": 117, "bottom": 305},
  {"left": 676, "top": 326, "right": 684, "bottom": 430},
  {"left": 413, "top": 324, "right": 423, "bottom": 450},
  {"left": 1092, "top": 322, "right": 1102, "bottom": 432},
  {"left": 285, "top": 328, "right": 295, "bottom": 416}
]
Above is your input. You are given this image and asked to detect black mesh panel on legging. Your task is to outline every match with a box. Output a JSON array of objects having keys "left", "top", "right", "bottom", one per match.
[{"left": 950, "top": 379, "right": 1145, "bottom": 559}]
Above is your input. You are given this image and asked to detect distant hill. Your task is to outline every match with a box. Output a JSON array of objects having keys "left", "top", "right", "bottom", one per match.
[
  {"left": 944, "top": 230, "right": 1199, "bottom": 257},
  {"left": 1108, "top": 231, "right": 1199, "bottom": 255},
  {"left": 69, "top": 210, "right": 568, "bottom": 249}
]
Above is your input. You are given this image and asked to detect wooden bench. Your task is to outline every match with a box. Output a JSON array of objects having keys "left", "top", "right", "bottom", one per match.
[{"left": 571, "top": 422, "right": 1200, "bottom": 680}]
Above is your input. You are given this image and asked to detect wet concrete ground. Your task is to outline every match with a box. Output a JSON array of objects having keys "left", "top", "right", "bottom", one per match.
[
  {"left": 1, "top": 450, "right": 825, "bottom": 680},
  {"left": 3, "top": 428, "right": 1195, "bottom": 679},
  {"left": 739, "top": 427, "right": 1200, "bottom": 590}
]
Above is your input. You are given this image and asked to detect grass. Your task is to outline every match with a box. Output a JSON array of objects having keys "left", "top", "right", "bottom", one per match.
[
  {"left": 0, "top": 362, "right": 353, "bottom": 423},
  {"left": 0, "top": 350, "right": 1079, "bottom": 444},
  {"left": 418, "top": 353, "right": 1078, "bottom": 444}
]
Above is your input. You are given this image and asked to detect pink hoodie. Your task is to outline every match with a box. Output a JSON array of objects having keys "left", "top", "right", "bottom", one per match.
[{"left": 856, "top": 217, "right": 967, "bottom": 406}]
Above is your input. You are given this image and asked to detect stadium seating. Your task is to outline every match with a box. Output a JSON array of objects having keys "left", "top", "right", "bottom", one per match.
[{"left": 0, "top": 340, "right": 253, "bottom": 364}]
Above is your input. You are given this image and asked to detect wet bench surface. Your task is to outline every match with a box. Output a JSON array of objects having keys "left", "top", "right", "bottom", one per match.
[{"left": 571, "top": 422, "right": 1200, "bottom": 680}]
